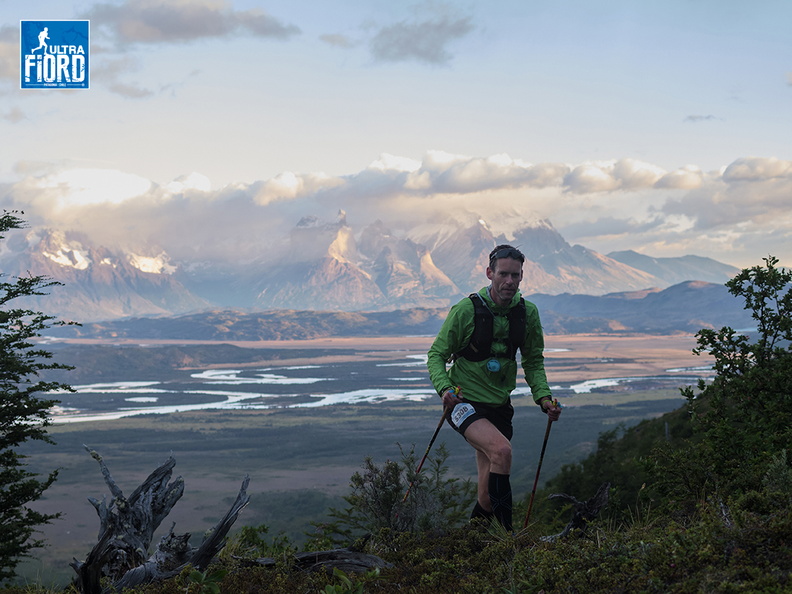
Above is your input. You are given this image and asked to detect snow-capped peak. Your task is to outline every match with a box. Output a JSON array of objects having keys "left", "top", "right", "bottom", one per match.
[{"left": 127, "top": 252, "right": 176, "bottom": 275}]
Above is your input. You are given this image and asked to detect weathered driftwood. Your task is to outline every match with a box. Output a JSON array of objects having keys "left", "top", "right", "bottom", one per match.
[
  {"left": 249, "top": 548, "right": 393, "bottom": 574},
  {"left": 70, "top": 446, "right": 250, "bottom": 594},
  {"left": 542, "top": 482, "right": 610, "bottom": 542}
]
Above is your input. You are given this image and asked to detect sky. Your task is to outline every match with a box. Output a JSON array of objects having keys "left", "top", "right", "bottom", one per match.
[{"left": 1, "top": 0, "right": 791, "bottom": 268}]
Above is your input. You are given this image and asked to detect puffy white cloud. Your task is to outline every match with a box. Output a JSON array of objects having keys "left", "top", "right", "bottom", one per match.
[
  {"left": 722, "top": 157, "right": 792, "bottom": 181},
  {"left": 253, "top": 171, "right": 344, "bottom": 204},
  {"left": 164, "top": 172, "right": 212, "bottom": 194},
  {"left": 351, "top": 151, "right": 569, "bottom": 196},
  {"left": 368, "top": 153, "right": 422, "bottom": 172},
  {"left": 17, "top": 168, "right": 152, "bottom": 210},
  {"left": 613, "top": 159, "right": 666, "bottom": 189},
  {"left": 564, "top": 162, "right": 620, "bottom": 193},
  {"left": 564, "top": 159, "right": 666, "bottom": 194},
  {"left": 655, "top": 165, "right": 705, "bottom": 189}
]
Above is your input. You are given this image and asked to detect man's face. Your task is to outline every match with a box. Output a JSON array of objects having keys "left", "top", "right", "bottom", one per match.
[{"left": 486, "top": 257, "right": 523, "bottom": 306}]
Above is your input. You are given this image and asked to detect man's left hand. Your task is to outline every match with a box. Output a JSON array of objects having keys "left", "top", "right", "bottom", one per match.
[{"left": 541, "top": 398, "right": 562, "bottom": 422}]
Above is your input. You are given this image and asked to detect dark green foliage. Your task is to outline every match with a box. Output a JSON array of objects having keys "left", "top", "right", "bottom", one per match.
[
  {"left": 310, "top": 443, "right": 476, "bottom": 547},
  {"left": 55, "top": 506, "right": 787, "bottom": 593},
  {"left": 184, "top": 567, "right": 227, "bottom": 594},
  {"left": 657, "top": 255, "right": 792, "bottom": 505},
  {"left": 538, "top": 404, "right": 695, "bottom": 525},
  {"left": 0, "top": 213, "right": 75, "bottom": 582},
  {"left": 543, "top": 256, "right": 792, "bottom": 527},
  {"left": 221, "top": 524, "right": 295, "bottom": 560}
]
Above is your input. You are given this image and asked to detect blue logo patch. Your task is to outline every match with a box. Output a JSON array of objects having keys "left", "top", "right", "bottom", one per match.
[{"left": 21, "top": 20, "right": 90, "bottom": 89}]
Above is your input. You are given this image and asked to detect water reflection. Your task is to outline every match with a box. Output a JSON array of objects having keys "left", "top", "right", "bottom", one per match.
[{"left": 50, "top": 350, "right": 713, "bottom": 424}]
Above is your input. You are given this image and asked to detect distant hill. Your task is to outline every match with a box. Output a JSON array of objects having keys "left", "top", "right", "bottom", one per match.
[
  {"left": 48, "top": 280, "right": 751, "bottom": 340},
  {"left": 607, "top": 250, "right": 740, "bottom": 285},
  {"left": 530, "top": 280, "right": 753, "bottom": 334}
]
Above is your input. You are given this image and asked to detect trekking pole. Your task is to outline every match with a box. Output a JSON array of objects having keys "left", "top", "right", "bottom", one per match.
[
  {"left": 523, "top": 399, "right": 559, "bottom": 528},
  {"left": 401, "top": 387, "right": 458, "bottom": 504}
]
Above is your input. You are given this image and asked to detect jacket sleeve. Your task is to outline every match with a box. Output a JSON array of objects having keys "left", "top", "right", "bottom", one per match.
[
  {"left": 522, "top": 301, "right": 552, "bottom": 403},
  {"left": 427, "top": 299, "right": 473, "bottom": 396}
]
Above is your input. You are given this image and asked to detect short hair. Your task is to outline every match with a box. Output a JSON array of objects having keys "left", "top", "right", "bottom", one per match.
[{"left": 489, "top": 244, "right": 525, "bottom": 270}]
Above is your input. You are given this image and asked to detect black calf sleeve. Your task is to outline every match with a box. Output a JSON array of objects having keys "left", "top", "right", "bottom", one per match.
[{"left": 488, "top": 472, "right": 513, "bottom": 532}]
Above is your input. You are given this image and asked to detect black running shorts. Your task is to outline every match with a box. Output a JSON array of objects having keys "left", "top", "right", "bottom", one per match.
[{"left": 448, "top": 400, "right": 514, "bottom": 441}]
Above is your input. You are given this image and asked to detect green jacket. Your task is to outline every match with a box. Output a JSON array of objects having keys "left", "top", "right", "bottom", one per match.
[{"left": 427, "top": 287, "right": 552, "bottom": 406}]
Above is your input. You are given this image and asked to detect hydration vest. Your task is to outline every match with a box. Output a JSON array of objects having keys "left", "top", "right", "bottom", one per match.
[{"left": 454, "top": 293, "right": 526, "bottom": 362}]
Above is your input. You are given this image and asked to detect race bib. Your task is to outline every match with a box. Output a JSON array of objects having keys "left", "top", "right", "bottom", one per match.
[{"left": 451, "top": 402, "right": 476, "bottom": 427}]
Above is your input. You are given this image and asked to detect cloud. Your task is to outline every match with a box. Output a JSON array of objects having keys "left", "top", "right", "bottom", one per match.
[
  {"left": 85, "top": 0, "right": 300, "bottom": 46},
  {"left": 319, "top": 33, "right": 355, "bottom": 49},
  {"left": 164, "top": 172, "right": 212, "bottom": 194},
  {"left": 722, "top": 156, "right": 792, "bottom": 181},
  {"left": 5, "top": 154, "right": 792, "bottom": 269},
  {"left": 663, "top": 159, "right": 792, "bottom": 228},
  {"left": 2, "top": 107, "right": 25, "bottom": 123},
  {"left": 90, "top": 54, "right": 201, "bottom": 98},
  {"left": 684, "top": 114, "right": 720, "bottom": 123},
  {"left": 563, "top": 159, "right": 665, "bottom": 194},
  {"left": 208, "top": 153, "right": 670, "bottom": 208},
  {"left": 426, "top": 153, "right": 569, "bottom": 193},
  {"left": 0, "top": 25, "right": 18, "bottom": 81},
  {"left": 655, "top": 165, "right": 704, "bottom": 189},
  {"left": 369, "top": 11, "right": 474, "bottom": 64},
  {"left": 13, "top": 168, "right": 153, "bottom": 211},
  {"left": 253, "top": 171, "right": 345, "bottom": 205},
  {"left": 91, "top": 56, "right": 155, "bottom": 97},
  {"left": 558, "top": 215, "right": 668, "bottom": 243}
]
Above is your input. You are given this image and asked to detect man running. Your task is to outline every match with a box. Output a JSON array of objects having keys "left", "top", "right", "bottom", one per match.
[
  {"left": 427, "top": 244, "right": 561, "bottom": 532},
  {"left": 32, "top": 27, "right": 49, "bottom": 53}
]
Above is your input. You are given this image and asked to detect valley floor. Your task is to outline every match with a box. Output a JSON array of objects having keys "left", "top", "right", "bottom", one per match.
[{"left": 17, "top": 333, "right": 711, "bottom": 587}]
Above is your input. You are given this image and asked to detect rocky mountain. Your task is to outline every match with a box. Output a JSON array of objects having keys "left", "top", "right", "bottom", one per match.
[
  {"left": 0, "top": 229, "right": 211, "bottom": 322},
  {"left": 1, "top": 213, "right": 739, "bottom": 322}
]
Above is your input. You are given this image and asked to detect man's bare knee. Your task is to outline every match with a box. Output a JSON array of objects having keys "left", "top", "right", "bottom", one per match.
[{"left": 489, "top": 443, "right": 512, "bottom": 471}]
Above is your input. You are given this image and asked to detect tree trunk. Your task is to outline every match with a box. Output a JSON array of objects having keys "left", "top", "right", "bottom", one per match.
[
  {"left": 248, "top": 548, "right": 393, "bottom": 573},
  {"left": 542, "top": 481, "right": 610, "bottom": 542},
  {"left": 70, "top": 447, "right": 250, "bottom": 594}
]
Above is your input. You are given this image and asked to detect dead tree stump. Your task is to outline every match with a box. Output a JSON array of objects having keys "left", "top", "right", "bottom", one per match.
[
  {"left": 542, "top": 482, "right": 610, "bottom": 541},
  {"left": 249, "top": 549, "right": 393, "bottom": 574},
  {"left": 70, "top": 446, "right": 250, "bottom": 594}
]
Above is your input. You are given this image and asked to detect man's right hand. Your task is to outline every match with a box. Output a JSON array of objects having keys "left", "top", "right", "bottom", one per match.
[{"left": 441, "top": 386, "right": 463, "bottom": 409}]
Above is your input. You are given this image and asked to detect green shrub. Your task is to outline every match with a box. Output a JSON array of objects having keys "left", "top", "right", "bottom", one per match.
[{"left": 312, "top": 443, "right": 475, "bottom": 546}]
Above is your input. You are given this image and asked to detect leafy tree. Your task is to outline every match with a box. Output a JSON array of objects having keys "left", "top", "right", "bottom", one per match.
[
  {"left": 542, "top": 256, "right": 792, "bottom": 523},
  {"left": 0, "top": 212, "right": 75, "bottom": 582},
  {"left": 649, "top": 256, "right": 792, "bottom": 509}
]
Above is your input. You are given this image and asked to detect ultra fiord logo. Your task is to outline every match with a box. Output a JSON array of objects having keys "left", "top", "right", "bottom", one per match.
[{"left": 21, "top": 20, "right": 89, "bottom": 89}]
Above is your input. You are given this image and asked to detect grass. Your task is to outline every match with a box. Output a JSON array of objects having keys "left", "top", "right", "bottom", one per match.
[{"left": 12, "top": 389, "right": 686, "bottom": 588}]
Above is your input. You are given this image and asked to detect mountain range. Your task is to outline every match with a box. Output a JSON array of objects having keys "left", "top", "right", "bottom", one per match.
[
  {"left": 49, "top": 280, "right": 753, "bottom": 341},
  {"left": 1, "top": 212, "right": 739, "bottom": 323}
]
